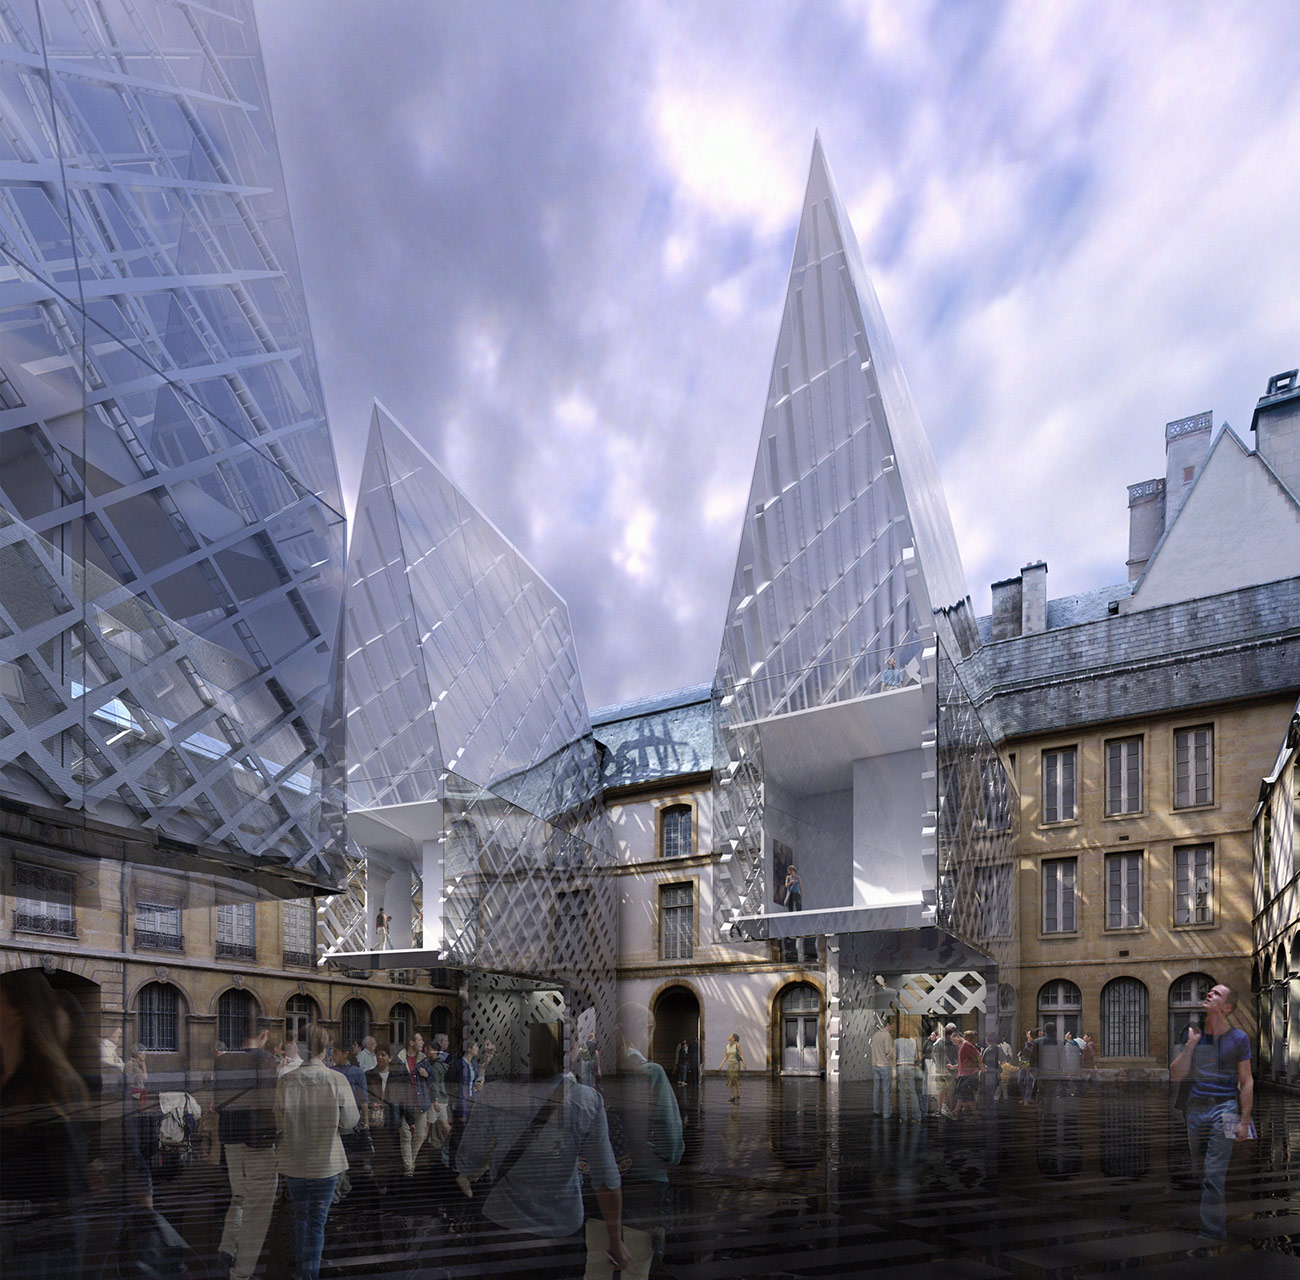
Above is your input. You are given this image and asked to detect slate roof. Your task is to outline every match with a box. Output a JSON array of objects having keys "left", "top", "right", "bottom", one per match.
[{"left": 591, "top": 684, "right": 714, "bottom": 790}]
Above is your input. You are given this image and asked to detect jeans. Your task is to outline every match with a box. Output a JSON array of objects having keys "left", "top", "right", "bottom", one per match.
[
  {"left": 219, "top": 1143, "right": 279, "bottom": 1280},
  {"left": 286, "top": 1174, "right": 339, "bottom": 1280},
  {"left": 872, "top": 1065, "right": 892, "bottom": 1117},
  {"left": 896, "top": 1064, "right": 921, "bottom": 1121},
  {"left": 1186, "top": 1098, "right": 1237, "bottom": 1239}
]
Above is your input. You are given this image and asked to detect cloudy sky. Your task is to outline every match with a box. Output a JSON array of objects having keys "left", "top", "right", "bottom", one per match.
[{"left": 257, "top": 0, "right": 1300, "bottom": 711}]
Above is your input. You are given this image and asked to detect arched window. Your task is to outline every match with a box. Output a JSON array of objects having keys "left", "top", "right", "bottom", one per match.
[
  {"left": 285, "top": 993, "right": 318, "bottom": 1046},
  {"left": 340, "top": 999, "right": 370, "bottom": 1051},
  {"left": 660, "top": 805, "right": 693, "bottom": 859},
  {"left": 1168, "top": 972, "right": 1214, "bottom": 1058},
  {"left": 137, "top": 982, "right": 181, "bottom": 1052},
  {"left": 1101, "top": 977, "right": 1148, "bottom": 1058},
  {"left": 389, "top": 1002, "right": 415, "bottom": 1051},
  {"left": 218, "top": 988, "right": 255, "bottom": 1049},
  {"left": 1037, "top": 979, "right": 1082, "bottom": 1044}
]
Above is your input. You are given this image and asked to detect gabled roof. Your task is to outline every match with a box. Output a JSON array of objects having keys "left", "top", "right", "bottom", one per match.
[{"left": 1127, "top": 425, "right": 1300, "bottom": 613}]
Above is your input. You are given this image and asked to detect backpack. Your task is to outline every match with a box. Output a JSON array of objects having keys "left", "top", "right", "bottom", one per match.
[{"left": 158, "top": 1110, "right": 186, "bottom": 1147}]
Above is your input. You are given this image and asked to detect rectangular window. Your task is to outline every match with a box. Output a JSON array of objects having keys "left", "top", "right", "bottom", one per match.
[
  {"left": 1106, "top": 852, "right": 1143, "bottom": 928},
  {"left": 660, "top": 883, "right": 694, "bottom": 960},
  {"left": 136, "top": 902, "right": 183, "bottom": 951},
  {"left": 1175, "top": 845, "right": 1214, "bottom": 924},
  {"left": 1042, "top": 748, "right": 1077, "bottom": 823},
  {"left": 1105, "top": 737, "right": 1143, "bottom": 815},
  {"left": 975, "top": 864, "right": 1012, "bottom": 938},
  {"left": 13, "top": 862, "right": 76, "bottom": 937},
  {"left": 661, "top": 806, "right": 693, "bottom": 858},
  {"left": 282, "top": 900, "right": 312, "bottom": 966},
  {"left": 1174, "top": 726, "right": 1214, "bottom": 807},
  {"left": 216, "top": 902, "right": 256, "bottom": 960},
  {"left": 1042, "top": 857, "right": 1077, "bottom": 933}
]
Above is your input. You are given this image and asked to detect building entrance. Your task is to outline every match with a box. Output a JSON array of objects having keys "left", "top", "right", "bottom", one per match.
[
  {"left": 781, "top": 983, "right": 820, "bottom": 1075},
  {"left": 652, "top": 985, "right": 700, "bottom": 1075}
]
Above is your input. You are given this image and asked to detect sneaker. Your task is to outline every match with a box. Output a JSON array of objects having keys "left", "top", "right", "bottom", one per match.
[{"left": 941, "top": 1105, "right": 953, "bottom": 1118}]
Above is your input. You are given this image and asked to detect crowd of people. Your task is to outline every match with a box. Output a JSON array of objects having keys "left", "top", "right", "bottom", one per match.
[{"left": 867, "top": 1018, "right": 1108, "bottom": 1122}]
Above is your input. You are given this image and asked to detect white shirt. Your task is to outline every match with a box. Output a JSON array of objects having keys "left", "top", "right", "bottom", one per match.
[
  {"left": 356, "top": 1049, "right": 377, "bottom": 1072},
  {"left": 275, "top": 1058, "right": 359, "bottom": 1179}
]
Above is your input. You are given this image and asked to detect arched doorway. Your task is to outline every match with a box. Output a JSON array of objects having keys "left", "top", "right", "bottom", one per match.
[
  {"left": 652, "top": 985, "right": 700, "bottom": 1072},
  {"left": 1037, "top": 979, "right": 1082, "bottom": 1046},
  {"left": 40, "top": 967, "right": 102, "bottom": 1081},
  {"left": 779, "top": 983, "right": 821, "bottom": 1075}
]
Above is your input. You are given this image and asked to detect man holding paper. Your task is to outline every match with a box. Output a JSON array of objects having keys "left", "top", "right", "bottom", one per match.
[{"left": 1169, "top": 982, "right": 1253, "bottom": 1242}]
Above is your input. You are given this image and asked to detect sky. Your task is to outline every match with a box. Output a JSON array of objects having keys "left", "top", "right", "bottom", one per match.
[{"left": 256, "top": 0, "right": 1300, "bottom": 712}]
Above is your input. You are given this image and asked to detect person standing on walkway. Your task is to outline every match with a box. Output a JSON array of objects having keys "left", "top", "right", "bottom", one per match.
[
  {"left": 719, "top": 1033, "right": 744, "bottom": 1104},
  {"left": 393, "top": 1035, "right": 431, "bottom": 1176},
  {"left": 894, "top": 1025, "right": 920, "bottom": 1123},
  {"left": 783, "top": 866, "right": 803, "bottom": 912},
  {"left": 1169, "top": 983, "right": 1253, "bottom": 1242},
  {"left": 870, "top": 1016, "right": 895, "bottom": 1118},
  {"left": 954, "top": 1031, "right": 982, "bottom": 1119},
  {"left": 275, "top": 1023, "right": 359, "bottom": 1280},
  {"left": 215, "top": 1017, "right": 279, "bottom": 1280},
  {"left": 1018, "top": 1030, "right": 1038, "bottom": 1105}
]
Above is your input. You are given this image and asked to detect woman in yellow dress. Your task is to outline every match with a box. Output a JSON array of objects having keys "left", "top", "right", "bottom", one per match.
[{"left": 719, "top": 1032, "right": 745, "bottom": 1104}]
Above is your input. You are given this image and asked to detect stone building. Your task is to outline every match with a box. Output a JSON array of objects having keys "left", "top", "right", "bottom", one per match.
[
  {"left": 959, "top": 383, "right": 1300, "bottom": 1077},
  {"left": 1254, "top": 694, "right": 1300, "bottom": 1085}
]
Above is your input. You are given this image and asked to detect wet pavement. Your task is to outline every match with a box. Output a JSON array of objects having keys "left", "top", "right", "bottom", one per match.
[{"left": 153, "top": 1077, "right": 1300, "bottom": 1278}]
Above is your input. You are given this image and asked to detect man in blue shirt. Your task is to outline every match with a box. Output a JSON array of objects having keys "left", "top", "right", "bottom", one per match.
[{"left": 1169, "top": 982, "right": 1253, "bottom": 1242}]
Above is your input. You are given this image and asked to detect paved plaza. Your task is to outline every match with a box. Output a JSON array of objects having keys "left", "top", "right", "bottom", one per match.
[{"left": 153, "top": 1078, "right": 1300, "bottom": 1280}]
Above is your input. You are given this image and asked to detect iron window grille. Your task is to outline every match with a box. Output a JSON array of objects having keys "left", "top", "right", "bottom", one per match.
[
  {"left": 282, "top": 899, "right": 314, "bottom": 967},
  {"left": 13, "top": 862, "right": 76, "bottom": 937},
  {"left": 137, "top": 982, "right": 180, "bottom": 1052},
  {"left": 136, "top": 902, "right": 182, "bottom": 951},
  {"left": 389, "top": 1002, "right": 415, "bottom": 1049},
  {"left": 217, "top": 989, "right": 254, "bottom": 1048},
  {"left": 340, "top": 999, "right": 370, "bottom": 1050},
  {"left": 1101, "top": 977, "right": 1149, "bottom": 1057},
  {"left": 216, "top": 903, "right": 256, "bottom": 960}
]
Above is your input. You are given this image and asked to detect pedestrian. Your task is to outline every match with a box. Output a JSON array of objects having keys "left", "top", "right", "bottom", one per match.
[
  {"left": 365, "top": 1045, "right": 402, "bottom": 1192},
  {"left": 783, "top": 865, "right": 802, "bottom": 912},
  {"left": 674, "top": 1039, "right": 689, "bottom": 1087},
  {"left": 981, "top": 1034, "right": 1001, "bottom": 1108},
  {"left": 1169, "top": 983, "right": 1254, "bottom": 1242},
  {"left": 955, "top": 1031, "right": 981, "bottom": 1119},
  {"left": 328, "top": 1044, "right": 370, "bottom": 1200},
  {"left": 1018, "top": 1030, "right": 1038, "bottom": 1105},
  {"left": 274, "top": 1023, "right": 359, "bottom": 1280},
  {"left": 214, "top": 1016, "right": 279, "bottom": 1280},
  {"left": 894, "top": 1024, "right": 921, "bottom": 1123},
  {"left": 375, "top": 909, "right": 393, "bottom": 949},
  {"left": 278, "top": 1038, "right": 302, "bottom": 1076},
  {"left": 1080, "top": 1033, "right": 1098, "bottom": 1092},
  {"left": 719, "top": 1033, "right": 744, "bottom": 1104},
  {"left": 456, "top": 1031, "right": 631, "bottom": 1275},
  {"left": 921, "top": 1029, "right": 940, "bottom": 1114},
  {"left": 583, "top": 1007, "right": 686, "bottom": 1279},
  {"left": 356, "top": 1036, "right": 377, "bottom": 1073},
  {"left": 0, "top": 968, "right": 91, "bottom": 1280},
  {"left": 870, "top": 1016, "right": 895, "bottom": 1118},
  {"left": 576, "top": 1032, "right": 602, "bottom": 1089},
  {"left": 939, "top": 1023, "right": 960, "bottom": 1117},
  {"left": 393, "top": 1035, "right": 431, "bottom": 1176}
]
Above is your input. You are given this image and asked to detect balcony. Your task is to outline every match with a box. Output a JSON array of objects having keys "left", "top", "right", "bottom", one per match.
[
  {"left": 14, "top": 911, "right": 76, "bottom": 938},
  {"left": 135, "top": 928, "right": 183, "bottom": 952},
  {"left": 282, "top": 949, "right": 312, "bottom": 968},
  {"left": 216, "top": 940, "right": 256, "bottom": 961}
]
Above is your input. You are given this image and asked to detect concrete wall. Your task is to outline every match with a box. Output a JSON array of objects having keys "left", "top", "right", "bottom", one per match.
[{"left": 853, "top": 748, "right": 925, "bottom": 905}]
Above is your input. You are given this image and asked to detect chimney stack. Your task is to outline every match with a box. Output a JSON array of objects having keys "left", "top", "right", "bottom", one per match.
[
  {"left": 1164, "top": 411, "right": 1213, "bottom": 516},
  {"left": 1252, "top": 368, "right": 1300, "bottom": 496},
  {"left": 990, "top": 576, "right": 1023, "bottom": 641},
  {"left": 1126, "top": 478, "right": 1166, "bottom": 581},
  {"left": 1020, "top": 561, "right": 1048, "bottom": 636}
]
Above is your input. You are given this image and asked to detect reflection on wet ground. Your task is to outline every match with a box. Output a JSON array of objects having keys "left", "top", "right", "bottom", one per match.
[{"left": 147, "top": 1077, "right": 1299, "bottom": 1279}]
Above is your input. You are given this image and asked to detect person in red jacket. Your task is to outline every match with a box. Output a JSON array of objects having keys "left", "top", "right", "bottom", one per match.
[{"left": 954, "top": 1030, "right": 982, "bottom": 1120}]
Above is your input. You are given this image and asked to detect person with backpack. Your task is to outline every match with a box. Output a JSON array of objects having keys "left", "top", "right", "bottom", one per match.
[{"left": 455, "top": 1028, "right": 630, "bottom": 1274}]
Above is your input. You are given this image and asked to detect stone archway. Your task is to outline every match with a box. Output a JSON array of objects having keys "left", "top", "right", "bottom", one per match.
[{"left": 651, "top": 984, "right": 701, "bottom": 1075}]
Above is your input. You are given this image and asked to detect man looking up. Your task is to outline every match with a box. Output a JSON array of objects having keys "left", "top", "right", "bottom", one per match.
[{"left": 1169, "top": 983, "right": 1253, "bottom": 1242}]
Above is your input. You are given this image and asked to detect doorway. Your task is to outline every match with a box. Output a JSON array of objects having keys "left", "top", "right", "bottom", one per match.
[
  {"left": 652, "top": 985, "right": 700, "bottom": 1074},
  {"left": 780, "top": 983, "right": 821, "bottom": 1075}
]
